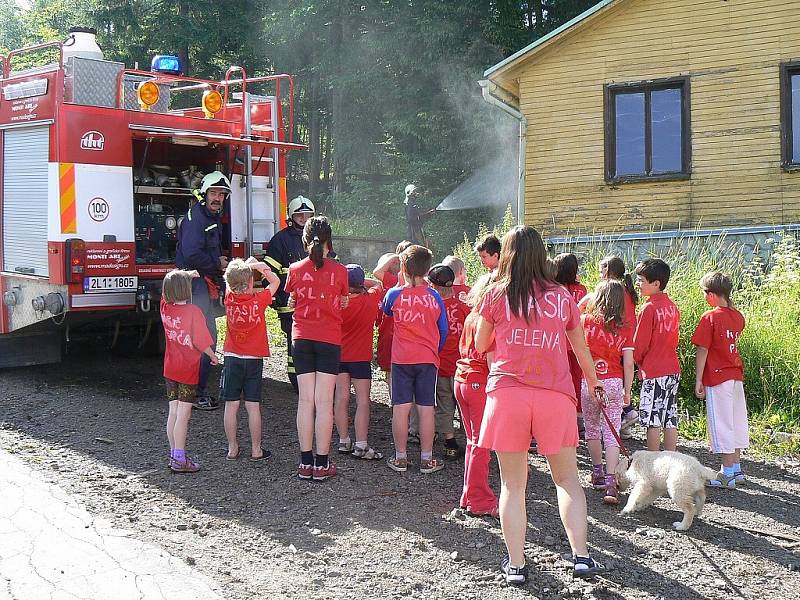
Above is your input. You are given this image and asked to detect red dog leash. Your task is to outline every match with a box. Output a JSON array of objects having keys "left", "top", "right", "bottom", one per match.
[{"left": 593, "top": 387, "right": 632, "bottom": 459}]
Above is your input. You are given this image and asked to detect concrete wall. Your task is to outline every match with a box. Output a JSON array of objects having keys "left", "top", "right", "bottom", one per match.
[{"left": 334, "top": 237, "right": 399, "bottom": 272}]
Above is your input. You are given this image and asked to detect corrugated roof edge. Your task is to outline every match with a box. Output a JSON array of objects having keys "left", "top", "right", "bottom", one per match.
[{"left": 483, "top": 0, "right": 618, "bottom": 79}]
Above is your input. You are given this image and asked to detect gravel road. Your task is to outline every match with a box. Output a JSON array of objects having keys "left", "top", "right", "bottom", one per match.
[{"left": 1, "top": 346, "right": 798, "bottom": 599}]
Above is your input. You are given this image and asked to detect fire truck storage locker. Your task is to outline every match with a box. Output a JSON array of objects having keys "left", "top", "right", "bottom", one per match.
[{"left": 3, "top": 125, "right": 50, "bottom": 276}]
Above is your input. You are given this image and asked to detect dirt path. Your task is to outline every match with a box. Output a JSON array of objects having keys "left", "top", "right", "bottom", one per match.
[{"left": 1, "top": 347, "right": 798, "bottom": 599}]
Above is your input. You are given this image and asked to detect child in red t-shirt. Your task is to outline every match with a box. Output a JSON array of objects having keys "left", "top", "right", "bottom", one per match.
[
  {"left": 554, "top": 253, "right": 589, "bottom": 430},
  {"left": 633, "top": 258, "right": 681, "bottom": 452},
  {"left": 160, "top": 269, "right": 218, "bottom": 473},
  {"left": 285, "top": 217, "right": 349, "bottom": 481},
  {"left": 221, "top": 258, "right": 280, "bottom": 461},
  {"left": 374, "top": 248, "right": 406, "bottom": 401},
  {"left": 691, "top": 271, "right": 748, "bottom": 488},
  {"left": 443, "top": 255, "right": 471, "bottom": 303},
  {"left": 580, "top": 280, "right": 634, "bottom": 505},
  {"left": 427, "top": 264, "right": 469, "bottom": 460},
  {"left": 382, "top": 245, "right": 448, "bottom": 474},
  {"left": 333, "top": 264, "right": 384, "bottom": 460}
]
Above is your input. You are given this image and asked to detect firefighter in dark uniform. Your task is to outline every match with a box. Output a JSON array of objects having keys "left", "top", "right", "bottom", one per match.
[
  {"left": 264, "top": 195, "right": 316, "bottom": 391},
  {"left": 403, "top": 183, "right": 435, "bottom": 246},
  {"left": 175, "top": 170, "right": 231, "bottom": 410}
]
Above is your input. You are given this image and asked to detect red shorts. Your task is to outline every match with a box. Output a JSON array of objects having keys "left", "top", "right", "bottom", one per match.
[{"left": 478, "top": 385, "right": 578, "bottom": 455}]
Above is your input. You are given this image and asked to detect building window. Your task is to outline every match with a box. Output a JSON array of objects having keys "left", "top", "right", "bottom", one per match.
[
  {"left": 781, "top": 62, "right": 800, "bottom": 169},
  {"left": 604, "top": 77, "right": 691, "bottom": 182}
]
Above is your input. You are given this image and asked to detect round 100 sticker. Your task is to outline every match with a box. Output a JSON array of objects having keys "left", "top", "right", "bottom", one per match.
[{"left": 88, "top": 197, "right": 109, "bottom": 222}]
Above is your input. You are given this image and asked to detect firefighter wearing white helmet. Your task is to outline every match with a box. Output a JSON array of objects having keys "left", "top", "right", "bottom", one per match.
[
  {"left": 175, "top": 170, "right": 232, "bottom": 410},
  {"left": 403, "top": 183, "right": 434, "bottom": 246},
  {"left": 264, "top": 195, "right": 318, "bottom": 391}
]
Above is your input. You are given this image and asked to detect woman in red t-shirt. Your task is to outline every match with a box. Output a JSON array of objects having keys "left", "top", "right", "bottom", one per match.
[
  {"left": 453, "top": 273, "right": 498, "bottom": 517},
  {"left": 475, "top": 226, "right": 606, "bottom": 584},
  {"left": 284, "top": 217, "right": 349, "bottom": 482}
]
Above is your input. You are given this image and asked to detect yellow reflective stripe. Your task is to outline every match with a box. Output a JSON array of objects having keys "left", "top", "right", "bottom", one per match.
[
  {"left": 274, "top": 306, "right": 294, "bottom": 314},
  {"left": 204, "top": 223, "right": 218, "bottom": 232},
  {"left": 263, "top": 256, "right": 285, "bottom": 272}
]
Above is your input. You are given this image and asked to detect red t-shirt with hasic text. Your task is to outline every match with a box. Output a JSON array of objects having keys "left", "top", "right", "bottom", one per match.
[
  {"left": 691, "top": 306, "right": 745, "bottom": 387},
  {"left": 341, "top": 287, "right": 383, "bottom": 362},
  {"left": 161, "top": 300, "right": 214, "bottom": 385},
  {"left": 438, "top": 296, "right": 470, "bottom": 377},
  {"left": 223, "top": 288, "right": 273, "bottom": 357},
  {"left": 633, "top": 292, "right": 680, "bottom": 380},
  {"left": 582, "top": 314, "right": 633, "bottom": 380},
  {"left": 478, "top": 284, "right": 580, "bottom": 398},
  {"left": 285, "top": 257, "right": 349, "bottom": 345},
  {"left": 382, "top": 285, "right": 448, "bottom": 368}
]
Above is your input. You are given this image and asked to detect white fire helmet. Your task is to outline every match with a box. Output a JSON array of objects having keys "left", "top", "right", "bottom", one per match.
[
  {"left": 404, "top": 184, "right": 418, "bottom": 197},
  {"left": 199, "top": 171, "right": 232, "bottom": 195},
  {"left": 288, "top": 195, "right": 315, "bottom": 216}
]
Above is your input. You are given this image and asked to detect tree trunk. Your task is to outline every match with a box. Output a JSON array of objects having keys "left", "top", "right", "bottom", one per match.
[
  {"left": 322, "top": 118, "right": 332, "bottom": 189},
  {"left": 307, "top": 83, "right": 321, "bottom": 200},
  {"left": 177, "top": 1, "right": 191, "bottom": 74}
]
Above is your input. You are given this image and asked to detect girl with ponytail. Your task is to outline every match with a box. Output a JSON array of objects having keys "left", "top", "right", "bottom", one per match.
[{"left": 284, "top": 216, "right": 349, "bottom": 481}]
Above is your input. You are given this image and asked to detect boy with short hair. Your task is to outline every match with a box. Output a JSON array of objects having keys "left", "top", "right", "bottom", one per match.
[
  {"left": 442, "top": 255, "right": 471, "bottom": 302},
  {"left": 221, "top": 258, "right": 280, "bottom": 461},
  {"left": 382, "top": 245, "right": 448, "bottom": 474},
  {"left": 428, "top": 264, "right": 470, "bottom": 460},
  {"left": 633, "top": 258, "right": 681, "bottom": 452},
  {"left": 691, "top": 271, "right": 749, "bottom": 488},
  {"left": 474, "top": 234, "right": 500, "bottom": 272}
]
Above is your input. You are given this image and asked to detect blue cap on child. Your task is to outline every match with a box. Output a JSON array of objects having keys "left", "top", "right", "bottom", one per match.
[{"left": 346, "top": 264, "right": 365, "bottom": 288}]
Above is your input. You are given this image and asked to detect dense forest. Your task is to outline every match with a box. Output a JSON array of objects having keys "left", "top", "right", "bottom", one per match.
[{"left": 0, "top": 0, "right": 597, "bottom": 252}]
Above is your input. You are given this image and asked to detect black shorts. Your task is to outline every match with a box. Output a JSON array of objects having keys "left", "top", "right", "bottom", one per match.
[
  {"left": 220, "top": 356, "right": 264, "bottom": 402},
  {"left": 292, "top": 340, "right": 341, "bottom": 375},
  {"left": 338, "top": 361, "right": 372, "bottom": 380}
]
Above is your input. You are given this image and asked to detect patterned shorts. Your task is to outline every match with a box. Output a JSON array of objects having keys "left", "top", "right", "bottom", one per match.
[
  {"left": 639, "top": 374, "right": 680, "bottom": 429},
  {"left": 165, "top": 378, "right": 196, "bottom": 403}
]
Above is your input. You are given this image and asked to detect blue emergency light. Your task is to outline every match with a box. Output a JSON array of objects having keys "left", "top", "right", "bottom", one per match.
[{"left": 151, "top": 55, "right": 182, "bottom": 75}]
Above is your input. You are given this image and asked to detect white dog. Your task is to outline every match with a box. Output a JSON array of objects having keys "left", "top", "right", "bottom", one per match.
[{"left": 616, "top": 450, "right": 718, "bottom": 531}]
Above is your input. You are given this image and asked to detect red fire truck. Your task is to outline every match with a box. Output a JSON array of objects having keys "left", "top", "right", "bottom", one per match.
[{"left": 0, "top": 30, "right": 304, "bottom": 367}]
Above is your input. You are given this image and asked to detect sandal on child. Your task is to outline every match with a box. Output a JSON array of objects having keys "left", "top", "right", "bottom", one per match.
[
  {"left": 226, "top": 447, "right": 240, "bottom": 461},
  {"left": 337, "top": 440, "right": 354, "bottom": 454},
  {"left": 420, "top": 458, "right": 444, "bottom": 474},
  {"left": 387, "top": 457, "right": 408, "bottom": 472},
  {"left": 250, "top": 447, "right": 272, "bottom": 461},
  {"left": 707, "top": 472, "right": 736, "bottom": 489},
  {"left": 353, "top": 446, "right": 383, "bottom": 460}
]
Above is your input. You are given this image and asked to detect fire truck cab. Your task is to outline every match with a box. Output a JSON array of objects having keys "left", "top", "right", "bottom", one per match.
[{"left": 0, "top": 29, "right": 304, "bottom": 367}]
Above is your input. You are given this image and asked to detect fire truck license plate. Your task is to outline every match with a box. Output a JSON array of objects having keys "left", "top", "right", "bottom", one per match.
[{"left": 83, "top": 276, "right": 138, "bottom": 293}]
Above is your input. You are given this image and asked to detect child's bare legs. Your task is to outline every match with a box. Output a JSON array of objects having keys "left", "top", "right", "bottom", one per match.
[
  {"left": 721, "top": 450, "right": 739, "bottom": 468},
  {"left": 172, "top": 401, "right": 193, "bottom": 451},
  {"left": 496, "top": 451, "right": 528, "bottom": 567},
  {"left": 224, "top": 401, "right": 240, "bottom": 457},
  {"left": 646, "top": 427, "right": 662, "bottom": 451},
  {"left": 313, "top": 373, "right": 337, "bottom": 456},
  {"left": 392, "top": 403, "right": 413, "bottom": 456},
  {"left": 167, "top": 400, "right": 178, "bottom": 450},
  {"left": 546, "top": 446, "right": 589, "bottom": 558},
  {"left": 334, "top": 373, "right": 352, "bottom": 442},
  {"left": 352, "top": 378, "right": 371, "bottom": 444},
  {"left": 244, "top": 401, "right": 262, "bottom": 456},
  {"left": 663, "top": 427, "right": 677, "bottom": 452},
  {"left": 586, "top": 439, "right": 603, "bottom": 466},
  {"left": 297, "top": 373, "right": 317, "bottom": 452},
  {"left": 417, "top": 404, "right": 436, "bottom": 455},
  {"left": 605, "top": 445, "right": 620, "bottom": 476}
]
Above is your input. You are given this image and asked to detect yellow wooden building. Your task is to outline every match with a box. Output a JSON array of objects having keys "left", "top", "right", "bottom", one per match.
[{"left": 482, "top": 0, "right": 800, "bottom": 239}]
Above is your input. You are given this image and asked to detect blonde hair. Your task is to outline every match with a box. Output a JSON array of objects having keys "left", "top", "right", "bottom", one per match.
[
  {"left": 585, "top": 279, "right": 625, "bottom": 333},
  {"left": 162, "top": 269, "right": 193, "bottom": 304},
  {"left": 224, "top": 259, "right": 253, "bottom": 293},
  {"left": 465, "top": 272, "right": 493, "bottom": 308},
  {"left": 442, "top": 255, "right": 465, "bottom": 276}
]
